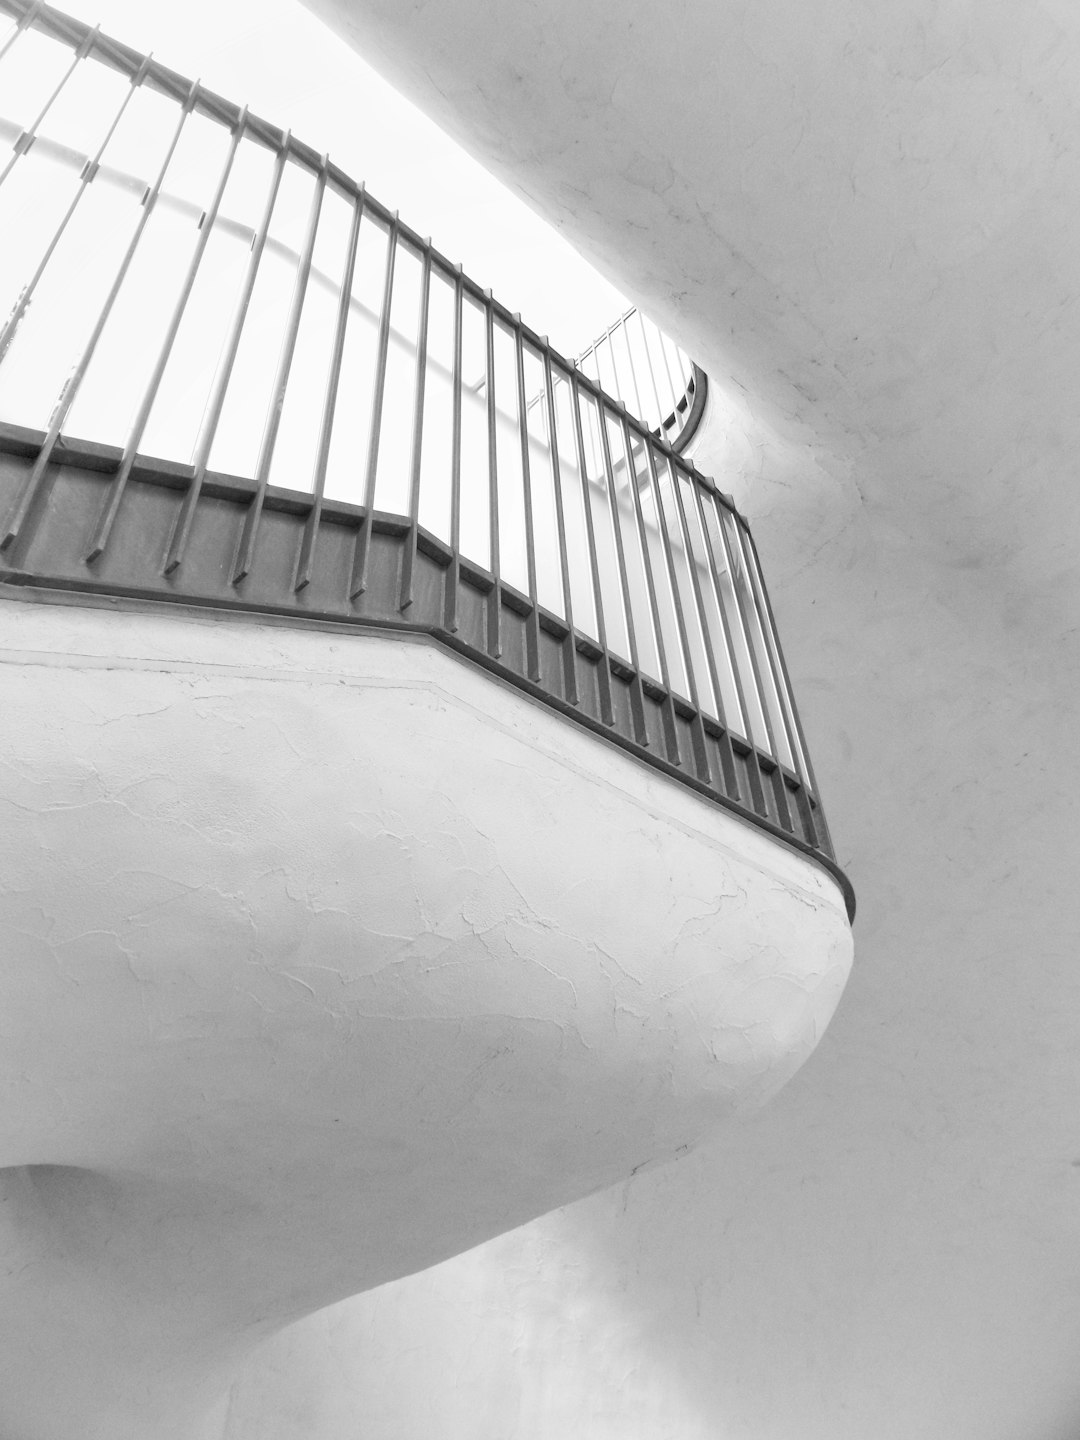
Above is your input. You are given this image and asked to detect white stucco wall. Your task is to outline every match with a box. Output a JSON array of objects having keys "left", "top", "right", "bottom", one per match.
[
  {"left": 0, "top": 590, "right": 848, "bottom": 1439},
  {"left": 241, "top": 1, "right": 1080, "bottom": 1437}
]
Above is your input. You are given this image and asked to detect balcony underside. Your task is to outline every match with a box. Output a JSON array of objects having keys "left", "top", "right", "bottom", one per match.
[{"left": 0, "top": 586, "right": 851, "bottom": 1437}]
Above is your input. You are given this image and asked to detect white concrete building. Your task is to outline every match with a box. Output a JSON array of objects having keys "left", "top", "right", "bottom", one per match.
[{"left": 0, "top": 0, "right": 1077, "bottom": 1436}]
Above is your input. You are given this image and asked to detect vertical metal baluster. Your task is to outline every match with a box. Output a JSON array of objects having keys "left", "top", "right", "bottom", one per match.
[
  {"left": 0, "top": 52, "right": 152, "bottom": 369},
  {"left": 731, "top": 512, "right": 806, "bottom": 840},
  {"left": 618, "top": 315, "right": 646, "bottom": 427},
  {"left": 512, "top": 315, "right": 542, "bottom": 682},
  {"left": 715, "top": 500, "right": 791, "bottom": 830},
  {"left": 582, "top": 341, "right": 602, "bottom": 389},
  {"left": 642, "top": 437, "right": 710, "bottom": 778},
  {"left": 483, "top": 290, "right": 501, "bottom": 656},
  {"left": 654, "top": 319, "right": 681, "bottom": 437},
  {"left": 441, "top": 262, "right": 464, "bottom": 631},
  {"left": 85, "top": 107, "right": 249, "bottom": 562},
  {"left": 398, "top": 239, "right": 431, "bottom": 611},
  {"left": 348, "top": 211, "right": 398, "bottom": 600},
  {"left": 295, "top": 184, "right": 365, "bottom": 593},
  {"left": 710, "top": 483, "right": 791, "bottom": 829},
  {"left": 665, "top": 453, "right": 740, "bottom": 796},
  {"left": 541, "top": 349, "right": 578, "bottom": 703},
  {"left": 588, "top": 328, "right": 608, "bottom": 390},
  {"left": 664, "top": 333, "right": 691, "bottom": 428},
  {"left": 739, "top": 521, "right": 810, "bottom": 784},
  {"left": 686, "top": 466, "right": 766, "bottom": 817},
  {"left": 617, "top": 406, "right": 680, "bottom": 763},
  {"left": 1, "top": 79, "right": 201, "bottom": 554},
  {"left": 576, "top": 337, "right": 596, "bottom": 383},
  {"left": 636, "top": 309, "right": 664, "bottom": 438},
  {"left": 604, "top": 332, "right": 621, "bottom": 408},
  {"left": 595, "top": 398, "right": 648, "bottom": 745},
  {"left": 163, "top": 136, "right": 289, "bottom": 575},
  {"left": 232, "top": 153, "right": 328, "bottom": 584},
  {"left": 731, "top": 513, "right": 802, "bottom": 776},
  {"left": 0, "top": 22, "right": 98, "bottom": 191},
  {"left": 675, "top": 344, "right": 694, "bottom": 411},
  {"left": 568, "top": 372, "right": 614, "bottom": 725},
  {"left": 740, "top": 521, "right": 833, "bottom": 854},
  {"left": 0, "top": 2, "right": 45, "bottom": 67}
]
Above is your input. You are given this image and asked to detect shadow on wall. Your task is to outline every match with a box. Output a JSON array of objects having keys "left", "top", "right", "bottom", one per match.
[{"left": 221, "top": 479, "right": 1080, "bottom": 1440}]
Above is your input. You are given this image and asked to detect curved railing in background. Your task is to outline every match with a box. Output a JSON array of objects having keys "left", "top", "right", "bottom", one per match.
[
  {"left": 576, "top": 308, "right": 707, "bottom": 454},
  {"left": 0, "top": 0, "right": 852, "bottom": 915}
]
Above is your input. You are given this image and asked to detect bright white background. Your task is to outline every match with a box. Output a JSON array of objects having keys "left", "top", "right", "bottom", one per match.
[{"left": 42, "top": 0, "right": 625, "bottom": 358}]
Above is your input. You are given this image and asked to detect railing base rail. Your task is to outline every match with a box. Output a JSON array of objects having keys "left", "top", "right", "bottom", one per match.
[{"left": 0, "top": 423, "right": 853, "bottom": 920}]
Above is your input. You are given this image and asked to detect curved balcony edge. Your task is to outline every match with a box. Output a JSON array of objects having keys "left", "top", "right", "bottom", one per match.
[
  {"left": 0, "top": 585, "right": 852, "bottom": 1437},
  {"left": 0, "top": 423, "right": 854, "bottom": 920}
]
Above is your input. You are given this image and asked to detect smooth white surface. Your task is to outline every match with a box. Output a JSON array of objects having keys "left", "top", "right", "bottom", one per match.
[
  {"left": 220, "top": 2, "right": 1080, "bottom": 1437},
  {"left": 0, "top": 592, "right": 849, "bottom": 1438}
]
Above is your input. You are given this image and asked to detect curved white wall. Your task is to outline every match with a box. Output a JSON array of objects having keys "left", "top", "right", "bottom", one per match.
[
  {"left": 253, "top": 1, "right": 1080, "bottom": 1437},
  {"left": 0, "top": 590, "right": 849, "bottom": 1439}
]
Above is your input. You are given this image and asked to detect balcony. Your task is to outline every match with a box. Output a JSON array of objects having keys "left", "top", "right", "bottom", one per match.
[{"left": 0, "top": 3, "right": 853, "bottom": 1434}]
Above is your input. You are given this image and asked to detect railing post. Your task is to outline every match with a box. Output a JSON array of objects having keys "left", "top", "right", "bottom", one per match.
[{"left": 163, "top": 136, "right": 291, "bottom": 576}]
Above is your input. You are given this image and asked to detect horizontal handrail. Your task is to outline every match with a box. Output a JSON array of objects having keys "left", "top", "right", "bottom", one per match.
[{"left": 0, "top": 0, "right": 852, "bottom": 916}]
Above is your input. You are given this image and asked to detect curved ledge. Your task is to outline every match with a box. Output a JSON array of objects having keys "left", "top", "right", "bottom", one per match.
[
  {"left": 654, "top": 363, "right": 710, "bottom": 454},
  {"left": 0, "top": 595, "right": 853, "bottom": 1434},
  {"left": 0, "top": 428, "right": 853, "bottom": 919},
  {"left": 672, "top": 362, "right": 710, "bottom": 453}
]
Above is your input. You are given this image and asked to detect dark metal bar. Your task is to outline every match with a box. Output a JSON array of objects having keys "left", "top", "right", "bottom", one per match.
[
  {"left": 709, "top": 481, "right": 792, "bottom": 830},
  {"left": 685, "top": 460, "right": 766, "bottom": 815},
  {"left": 541, "top": 350, "right": 578, "bottom": 704},
  {"left": 736, "top": 514, "right": 827, "bottom": 847},
  {"left": 617, "top": 407, "right": 680, "bottom": 763},
  {"left": 163, "top": 136, "right": 290, "bottom": 575},
  {"left": 398, "top": 239, "right": 431, "bottom": 611},
  {"left": 635, "top": 309, "right": 664, "bottom": 435},
  {"left": 349, "top": 210, "right": 399, "bottom": 600},
  {"left": 740, "top": 522, "right": 812, "bottom": 780},
  {"left": 483, "top": 288, "right": 501, "bottom": 657},
  {"left": 663, "top": 452, "right": 737, "bottom": 793},
  {"left": 642, "top": 437, "right": 711, "bottom": 778},
  {"left": 617, "top": 319, "right": 646, "bottom": 430},
  {"left": 232, "top": 152, "right": 328, "bottom": 584},
  {"left": 729, "top": 513, "right": 801, "bottom": 777},
  {"left": 85, "top": 106, "right": 249, "bottom": 563},
  {"left": 295, "top": 185, "right": 365, "bottom": 593},
  {"left": 0, "top": 51, "right": 151, "bottom": 370},
  {"left": 568, "top": 371, "right": 615, "bottom": 726},
  {"left": 441, "top": 262, "right": 464, "bottom": 632},
  {"left": 596, "top": 398, "right": 649, "bottom": 746},
  {"left": 1, "top": 77, "right": 200, "bottom": 554},
  {"left": 0, "top": 20, "right": 96, "bottom": 190},
  {"left": 512, "top": 314, "right": 542, "bottom": 681},
  {"left": 654, "top": 318, "right": 682, "bottom": 428}
]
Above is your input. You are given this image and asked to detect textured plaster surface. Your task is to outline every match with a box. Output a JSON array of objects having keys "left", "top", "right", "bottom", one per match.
[
  {"left": 0, "top": 592, "right": 849, "bottom": 1439},
  {"left": 226, "top": 2, "right": 1080, "bottom": 1438}
]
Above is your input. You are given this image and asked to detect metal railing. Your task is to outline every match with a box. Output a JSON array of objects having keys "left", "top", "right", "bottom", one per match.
[
  {"left": 576, "top": 308, "right": 707, "bottom": 454},
  {"left": 0, "top": 0, "right": 852, "bottom": 915}
]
